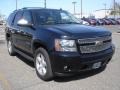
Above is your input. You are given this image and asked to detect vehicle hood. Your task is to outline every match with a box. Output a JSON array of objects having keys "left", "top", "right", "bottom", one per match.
[{"left": 39, "top": 24, "right": 111, "bottom": 39}]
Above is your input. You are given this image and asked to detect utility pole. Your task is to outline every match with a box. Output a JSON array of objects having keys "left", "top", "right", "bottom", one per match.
[
  {"left": 81, "top": 0, "right": 82, "bottom": 18},
  {"left": 104, "top": 3, "right": 106, "bottom": 17},
  {"left": 44, "top": 0, "right": 46, "bottom": 8},
  {"left": 16, "top": 0, "right": 18, "bottom": 10},
  {"left": 72, "top": 2, "right": 77, "bottom": 14},
  {"left": 114, "top": 0, "right": 115, "bottom": 18}
]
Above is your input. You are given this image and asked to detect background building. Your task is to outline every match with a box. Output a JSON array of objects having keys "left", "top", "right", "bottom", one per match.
[{"left": 93, "top": 9, "right": 112, "bottom": 18}]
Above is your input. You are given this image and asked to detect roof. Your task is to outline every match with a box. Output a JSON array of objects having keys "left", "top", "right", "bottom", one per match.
[
  {"left": 19, "top": 7, "right": 63, "bottom": 11},
  {"left": 12, "top": 7, "right": 64, "bottom": 14}
]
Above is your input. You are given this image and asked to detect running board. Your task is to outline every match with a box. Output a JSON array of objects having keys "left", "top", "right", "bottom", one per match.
[{"left": 14, "top": 48, "right": 34, "bottom": 61}]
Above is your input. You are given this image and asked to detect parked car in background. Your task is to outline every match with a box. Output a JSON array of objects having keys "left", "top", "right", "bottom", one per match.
[
  {"left": 102, "top": 18, "right": 111, "bottom": 25},
  {"left": 91, "top": 19, "right": 99, "bottom": 25},
  {"left": 89, "top": 18, "right": 97, "bottom": 25},
  {"left": 116, "top": 18, "right": 120, "bottom": 24},
  {"left": 97, "top": 19, "right": 105, "bottom": 25},
  {"left": 77, "top": 18, "right": 90, "bottom": 25},
  {"left": 81, "top": 18, "right": 90, "bottom": 24},
  {"left": 107, "top": 18, "right": 118, "bottom": 25},
  {"left": 81, "top": 20, "right": 90, "bottom": 25},
  {"left": 93, "top": 19, "right": 104, "bottom": 25},
  {"left": 82, "top": 18, "right": 97, "bottom": 25},
  {"left": 0, "top": 21, "right": 3, "bottom": 25},
  {"left": 111, "top": 18, "right": 119, "bottom": 25},
  {"left": 0, "top": 20, "right": 6, "bottom": 25},
  {"left": 81, "top": 17, "right": 119, "bottom": 26},
  {"left": 99, "top": 19, "right": 105, "bottom": 25}
]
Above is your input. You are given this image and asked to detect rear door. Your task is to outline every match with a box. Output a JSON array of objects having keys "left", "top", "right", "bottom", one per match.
[{"left": 11, "top": 11, "right": 23, "bottom": 49}]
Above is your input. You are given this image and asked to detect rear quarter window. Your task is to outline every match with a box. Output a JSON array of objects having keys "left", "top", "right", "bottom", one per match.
[{"left": 7, "top": 12, "right": 16, "bottom": 26}]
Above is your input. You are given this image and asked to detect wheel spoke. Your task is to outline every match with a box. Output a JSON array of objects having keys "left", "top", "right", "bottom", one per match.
[
  {"left": 36, "top": 53, "right": 47, "bottom": 76},
  {"left": 42, "top": 68, "right": 46, "bottom": 75},
  {"left": 8, "top": 41, "right": 12, "bottom": 53}
]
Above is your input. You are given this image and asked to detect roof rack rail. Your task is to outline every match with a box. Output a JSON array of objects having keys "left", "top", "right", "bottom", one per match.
[{"left": 22, "top": 7, "right": 44, "bottom": 9}]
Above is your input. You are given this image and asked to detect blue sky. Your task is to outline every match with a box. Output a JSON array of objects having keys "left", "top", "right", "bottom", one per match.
[{"left": 0, "top": 0, "right": 120, "bottom": 17}]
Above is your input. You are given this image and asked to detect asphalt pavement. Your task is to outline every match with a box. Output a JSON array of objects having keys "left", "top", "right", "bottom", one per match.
[{"left": 0, "top": 25, "right": 120, "bottom": 90}]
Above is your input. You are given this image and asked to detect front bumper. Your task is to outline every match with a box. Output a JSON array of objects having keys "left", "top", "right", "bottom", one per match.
[{"left": 50, "top": 45, "right": 115, "bottom": 75}]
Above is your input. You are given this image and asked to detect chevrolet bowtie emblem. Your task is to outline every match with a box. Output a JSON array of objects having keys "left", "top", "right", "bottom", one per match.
[{"left": 95, "top": 41, "right": 103, "bottom": 45}]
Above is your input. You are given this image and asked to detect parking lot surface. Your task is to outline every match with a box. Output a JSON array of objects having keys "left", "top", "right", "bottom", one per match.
[{"left": 0, "top": 25, "right": 120, "bottom": 90}]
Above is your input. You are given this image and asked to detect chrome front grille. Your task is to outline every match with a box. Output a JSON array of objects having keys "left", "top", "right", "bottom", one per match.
[{"left": 78, "top": 36, "right": 112, "bottom": 53}]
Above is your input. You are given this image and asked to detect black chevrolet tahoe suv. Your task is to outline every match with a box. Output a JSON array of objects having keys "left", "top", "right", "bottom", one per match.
[{"left": 5, "top": 8, "right": 115, "bottom": 81}]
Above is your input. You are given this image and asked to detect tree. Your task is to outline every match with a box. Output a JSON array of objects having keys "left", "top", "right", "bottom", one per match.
[{"left": 110, "top": 2, "right": 120, "bottom": 15}]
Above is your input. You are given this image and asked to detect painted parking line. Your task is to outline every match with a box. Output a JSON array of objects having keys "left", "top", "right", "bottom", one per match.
[{"left": 0, "top": 72, "right": 11, "bottom": 90}]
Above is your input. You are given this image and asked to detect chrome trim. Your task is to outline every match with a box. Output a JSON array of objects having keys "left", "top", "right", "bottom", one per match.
[
  {"left": 95, "top": 41, "right": 103, "bottom": 46},
  {"left": 78, "top": 36, "right": 112, "bottom": 53},
  {"left": 78, "top": 36, "right": 111, "bottom": 44}
]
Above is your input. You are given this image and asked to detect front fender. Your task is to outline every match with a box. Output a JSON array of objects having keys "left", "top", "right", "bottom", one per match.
[{"left": 32, "top": 38, "right": 55, "bottom": 54}]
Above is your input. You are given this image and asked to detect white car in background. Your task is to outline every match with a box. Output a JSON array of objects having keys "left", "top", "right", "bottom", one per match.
[
  {"left": 78, "top": 18, "right": 90, "bottom": 25},
  {"left": 0, "top": 20, "right": 6, "bottom": 25},
  {"left": 82, "top": 20, "right": 90, "bottom": 25}
]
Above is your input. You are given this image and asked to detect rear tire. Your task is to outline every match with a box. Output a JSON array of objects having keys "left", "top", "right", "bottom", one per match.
[
  {"left": 34, "top": 47, "right": 53, "bottom": 81},
  {"left": 7, "top": 38, "right": 16, "bottom": 56}
]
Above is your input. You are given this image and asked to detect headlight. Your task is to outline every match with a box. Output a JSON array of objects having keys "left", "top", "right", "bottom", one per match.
[{"left": 55, "top": 39, "right": 77, "bottom": 52}]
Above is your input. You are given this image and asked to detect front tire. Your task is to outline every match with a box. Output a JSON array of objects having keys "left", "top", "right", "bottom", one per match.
[
  {"left": 7, "top": 38, "right": 16, "bottom": 56},
  {"left": 34, "top": 48, "right": 53, "bottom": 81}
]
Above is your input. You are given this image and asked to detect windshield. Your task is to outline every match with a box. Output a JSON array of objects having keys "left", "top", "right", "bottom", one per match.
[{"left": 34, "top": 10, "right": 80, "bottom": 25}]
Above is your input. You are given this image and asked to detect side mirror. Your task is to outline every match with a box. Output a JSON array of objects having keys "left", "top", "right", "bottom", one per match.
[{"left": 17, "top": 19, "right": 33, "bottom": 27}]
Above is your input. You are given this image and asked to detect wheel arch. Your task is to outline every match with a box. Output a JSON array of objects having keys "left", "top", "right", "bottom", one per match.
[
  {"left": 6, "top": 33, "right": 11, "bottom": 40},
  {"left": 32, "top": 40, "right": 48, "bottom": 54}
]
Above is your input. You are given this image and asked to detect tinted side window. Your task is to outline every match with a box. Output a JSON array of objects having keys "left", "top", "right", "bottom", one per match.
[
  {"left": 14, "top": 11, "right": 23, "bottom": 26},
  {"left": 22, "top": 11, "right": 32, "bottom": 23},
  {"left": 7, "top": 12, "right": 16, "bottom": 26},
  {"left": 60, "top": 12, "right": 69, "bottom": 20},
  {"left": 34, "top": 11, "right": 57, "bottom": 25}
]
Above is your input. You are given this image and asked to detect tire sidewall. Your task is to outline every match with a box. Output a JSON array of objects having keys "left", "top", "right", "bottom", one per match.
[
  {"left": 7, "top": 38, "right": 15, "bottom": 56},
  {"left": 34, "top": 48, "right": 53, "bottom": 81}
]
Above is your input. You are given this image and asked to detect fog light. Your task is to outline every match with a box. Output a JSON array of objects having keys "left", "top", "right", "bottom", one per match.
[
  {"left": 64, "top": 66, "right": 71, "bottom": 72},
  {"left": 64, "top": 66, "right": 68, "bottom": 70}
]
